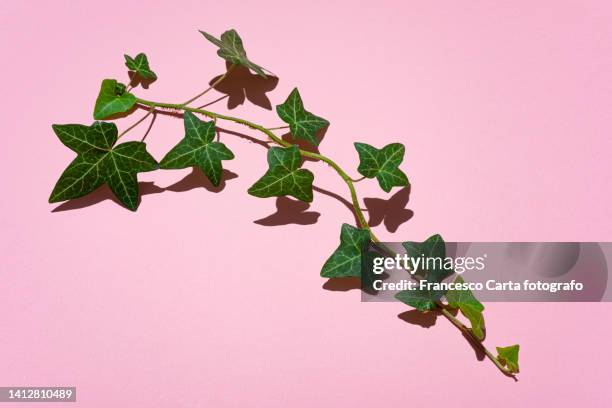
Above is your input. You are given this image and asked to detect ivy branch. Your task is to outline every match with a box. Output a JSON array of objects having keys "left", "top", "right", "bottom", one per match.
[{"left": 49, "top": 29, "right": 520, "bottom": 377}]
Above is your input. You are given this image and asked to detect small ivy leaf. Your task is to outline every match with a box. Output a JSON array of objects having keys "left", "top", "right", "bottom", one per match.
[
  {"left": 395, "top": 287, "right": 443, "bottom": 312},
  {"left": 320, "top": 224, "right": 371, "bottom": 278},
  {"left": 124, "top": 53, "right": 157, "bottom": 80},
  {"left": 199, "top": 29, "right": 267, "bottom": 77},
  {"left": 49, "top": 122, "right": 158, "bottom": 210},
  {"left": 247, "top": 145, "right": 314, "bottom": 202},
  {"left": 496, "top": 344, "right": 520, "bottom": 374},
  {"left": 462, "top": 303, "right": 486, "bottom": 340},
  {"left": 354, "top": 142, "right": 408, "bottom": 192},
  {"left": 93, "top": 79, "right": 137, "bottom": 120},
  {"left": 160, "top": 111, "right": 234, "bottom": 186},
  {"left": 445, "top": 275, "right": 486, "bottom": 340},
  {"left": 276, "top": 88, "right": 329, "bottom": 146},
  {"left": 402, "top": 234, "right": 453, "bottom": 284}
]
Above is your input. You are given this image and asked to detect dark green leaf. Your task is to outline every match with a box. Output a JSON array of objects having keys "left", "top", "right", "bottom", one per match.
[
  {"left": 199, "top": 29, "right": 266, "bottom": 77},
  {"left": 247, "top": 145, "right": 314, "bottom": 202},
  {"left": 321, "top": 224, "right": 371, "bottom": 278},
  {"left": 160, "top": 111, "right": 234, "bottom": 186},
  {"left": 395, "top": 287, "right": 443, "bottom": 312},
  {"left": 52, "top": 121, "right": 116, "bottom": 154},
  {"left": 49, "top": 122, "right": 158, "bottom": 210},
  {"left": 93, "top": 79, "right": 136, "bottom": 120},
  {"left": 276, "top": 88, "right": 329, "bottom": 146},
  {"left": 496, "top": 344, "right": 520, "bottom": 373},
  {"left": 354, "top": 142, "right": 408, "bottom": 192},
  {"left": 402, "top": 234, "right": 452, "bottom": 283},
  {"left": 124, "top": 53, "right": 157, "bottom": 79}
]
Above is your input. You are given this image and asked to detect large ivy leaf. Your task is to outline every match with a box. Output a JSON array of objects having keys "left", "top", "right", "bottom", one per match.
[
  {"left": 52, "top": 121, "right": 115, "bottom": 154},
  {"left": 395, "top": 287, "right": 444, "bottom": 312},
  {"left": 160, "top": 111, "right": 234, "bottom": 186},
  {"left": 49, "top": 122, "right": 158, "bottom": 210},
  {"left": 354, "top": 142, "right": 408, "bottom": 192},
  {"left": 496, "top": 345, "right": 520, "bottom": 374},
  {"left": 93, "top": 79, "right": 137, "bottom": 120},
  {"left": 320, "top": 224, "right": 371, "bottom": 278},
  {"left": 276, "top": 88, "right": 329, "bottom": 146},
  {"left": 124, "top": 53, "right": 157, "bottom": 80},
  {"left": 247, "top": 145, "right": 314, "bottom": 202},
  {"left": 402, "top": 234, "right": 452, "bottom": 283},
  {"left": 446, "top": 275, "right": 486, "bottom": 340},
  {"left": 199, "top": 29, "right": 266, "bottom": 77}
]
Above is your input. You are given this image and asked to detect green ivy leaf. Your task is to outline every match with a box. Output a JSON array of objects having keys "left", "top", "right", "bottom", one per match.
[
  {"left": 247, "top": 145, "right": 314, "bottom": 202},
  {"left": 496, "top": 344, "right": 520, "bottom": 374},
  {"left": 402, "top": 234, "right": 452, "bottom": 284},
  {"left": 124, "top": 53, "right": 157, "bottom": 80},
  {"left": 52, "top": 122, "right": 115, "bottom": 154},
  {"left": 395, "top": 287, "right": 443, "bottom": 312},
  {"left": 446, "top": 275, "right": 486, "bottom": 340},
  {"left": 49, "top": 122, "right": 158, "bottom": 210},
  {"left": 199, "top": 29, "right": 267, "bottom": 77},
  {"left": 93, "top": 79, "right": 136, "bottom": 120},
  {"left": 320, "top": 224, "right": 371, "bottom": 278},
  {"left": 276, "top": 88, "right": 329, "bottom": 146},
  {"left": 446, "top": 275, "right": 484, "bottom": 311},
  {"left": 159, "top": 111, "right": 234, "bottom": 186},
  {"left": 354, "top": 142, "right": 408, "bottom": 192}
]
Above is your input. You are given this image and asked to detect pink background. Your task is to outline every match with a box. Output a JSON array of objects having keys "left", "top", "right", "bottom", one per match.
[{"left": 2, "top": 1, "right": 612, "bottom": 406}]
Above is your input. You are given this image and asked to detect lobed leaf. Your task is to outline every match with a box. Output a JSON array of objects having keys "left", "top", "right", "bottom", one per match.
[
  {"left": 354, "top": 142, "right": 408, "bottom": 192},
  {"left": 124, "top": 53, "right": 157, "bottom": 80},
  {"left": 496, "top": 344, "right": 520, "bottom": 374},
  {"left": 402, "top": 234, "right": 452, "bottom": 284},
  {"left": 321, "top": 224, "right": 371, "bottom": 278},
  {"left": 160, "top": 111, "right": 234, "bottom": 186},
  {"left": 276, "top": 88, "right": 329, "bottom": 146},
  {"left": 49, "top": 122, "right": 158, "bottom": 210},
  {"left": 247, "top": 145, "right": 314, "bottom": 202},
  {"left": 199, "top": 29, "right": 267, "bottom": 77},
  {"left": 93, "top": 79, "right": 136, "bottom": 120},
  {"left": 395, "top": 287, "right": 444, "bottom": 312},
  {"left": 446, "top": 275, "right": 486, "bottom": 340}
]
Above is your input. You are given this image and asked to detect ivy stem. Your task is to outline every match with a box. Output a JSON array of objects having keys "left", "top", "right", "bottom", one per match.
[
  {"left": 439, "top": 307, "right": 513, "bottom": 377},
  {"left": 134, "top": 95, "right": 511, "bottom": 377},
  {"left": 182, "top": 65, "right": 235, "bottom": 106},
  {"left": 134, "top": 96, "right": 372, "bottom": 234},
  {"left": 268, "top": 125, "right": 290, "bottom": 130},
  {"left": 118, "top": 107, "right": 155, "bottom": 139}
]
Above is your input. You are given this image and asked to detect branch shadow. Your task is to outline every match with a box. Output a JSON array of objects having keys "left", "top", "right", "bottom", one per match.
[
  {"left": 363, "top": 186, "right": 414, "bottom": 233},
  {"left": 208, "top": 62, "right": 279, "bottom": 110},
  {"left": 254, "top": 197, "right": 320, "bottom": 226}
]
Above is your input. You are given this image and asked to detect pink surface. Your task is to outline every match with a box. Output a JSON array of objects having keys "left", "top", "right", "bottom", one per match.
[{"left": 2, "top": 0, "right": 612, "bottom": 406}]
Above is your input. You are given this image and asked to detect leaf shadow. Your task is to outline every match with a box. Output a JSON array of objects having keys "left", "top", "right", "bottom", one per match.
[
  {"left": 207, "top": 62, "right": 279, "bottom": 110},
  {"left": 322, "top": 277, "right": 362, "bottom": 291},
  {"left": 51, "top": 181, "right": 165, "bottom": 212},
  {"left": 254, "top": 197, "right": 320, "bottom": 226},
  {"left": 281, "top": 126, "right": 329, "bottom": 162},
  {"left": 128, "top": 71, "right": 157, "bottom": 89},
  {"left": 397, "top": 309, "right": 495, "bottom": 367},
  {"left": 165, "top": 167, "right": 238, "bottom": 194},
  {"left": 51, "top": 169, "right": 238, "bottom": 212},
  {"left": 363, "top": 185, "right": 414, "bottom": 233}
]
